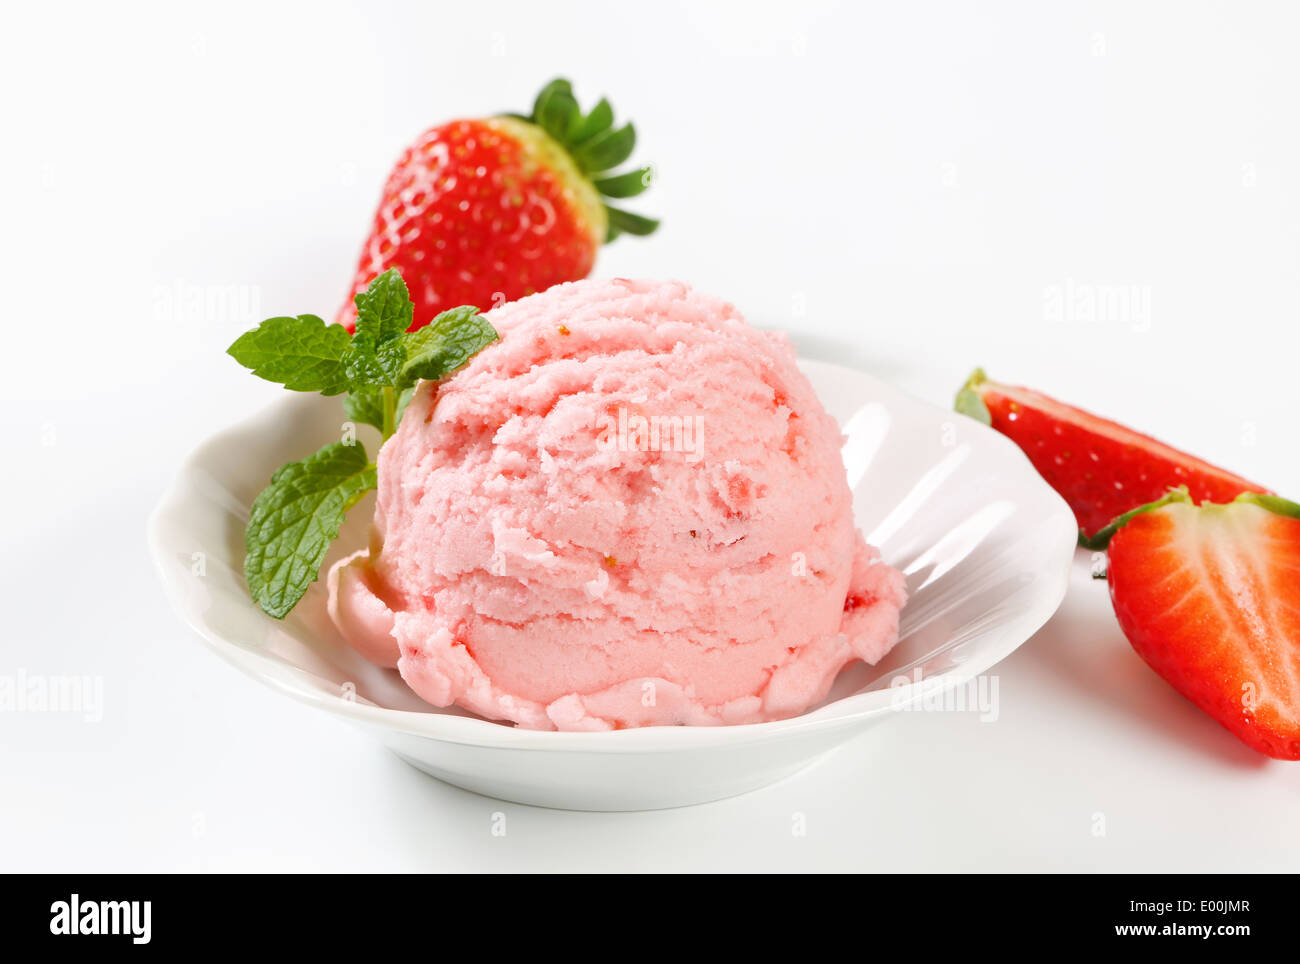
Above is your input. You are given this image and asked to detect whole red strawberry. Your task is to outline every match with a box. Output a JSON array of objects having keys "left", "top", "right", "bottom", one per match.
[
  {"left": 1104, "top": 489, "right": 1300, "bottom": 760},
  {"left": 337, "top": 79, "right": 657, "bottom": 331},
  {"left": 955, "top": 368, "right": 1269, "bottom": 542}
]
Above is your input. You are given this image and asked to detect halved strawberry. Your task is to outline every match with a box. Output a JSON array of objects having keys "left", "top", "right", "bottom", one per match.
[
  {"left": 1104, "top": 489, "right": 1300, "bottom": 760},
  {"left": 955, "top": 369, "right": 1269, "bottom": 542}
]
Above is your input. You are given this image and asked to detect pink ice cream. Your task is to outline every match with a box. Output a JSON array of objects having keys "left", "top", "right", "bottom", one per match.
[{"left": 328, "top": 278, "right": 905, "bottom": 730}]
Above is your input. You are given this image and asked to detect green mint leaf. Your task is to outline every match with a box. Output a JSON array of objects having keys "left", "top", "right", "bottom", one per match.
[
  {"left": 354, "top": 268, "right": 414, "bottom": 339},
  {"left": 343, "top": 385, "right": 415, "bottom": 433},
  {"left": 341, "top": 387, "right": 384, "bottom": 432},
  {"left": 244, "top": 441, "right": 377, "bottom": 619},
  {"left": 344, "top": 269, "right": 412, "bottom": 387},
  {"left": 227, "top": 314, "right": 352, "bottom": 395},
  {"left": 397, "top": 306, "right": 499, "bottom": 389}
]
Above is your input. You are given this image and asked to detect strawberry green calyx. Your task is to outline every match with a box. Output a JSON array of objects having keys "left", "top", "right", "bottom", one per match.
[
  {"left": 953, "top": 368, "right": 992, "bottom": 424},
  {"left": 1082, "top": 487, "right": 1300, "bottom": 551},
  {"left": 520, "top": 78, "right": 659, "bottom": 243},
  {"left": 1235, "top": 491, "right": 1300, "bottom": 520},
  {"left": 1080, "top": 486, "right": 1193, "bottom": 551}
]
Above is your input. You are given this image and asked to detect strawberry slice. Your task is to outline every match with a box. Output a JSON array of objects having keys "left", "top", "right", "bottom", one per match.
[
  {"left": 955, "top": 368, "right": 1269, "bottom": 542},
  {"left": 1104, "top": 489, "right": 1300, "bottom": 760}
]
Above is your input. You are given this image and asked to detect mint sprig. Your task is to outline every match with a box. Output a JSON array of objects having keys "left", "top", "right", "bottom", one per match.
[
  {"left": 244, "top": 441, "right": 377, "bottom": 618},
  {"left": 226, "top": 314, "right": 353, "bottom": 395},
  {"left": 227, "top": 269, "right": 499, "bottom": 618}
]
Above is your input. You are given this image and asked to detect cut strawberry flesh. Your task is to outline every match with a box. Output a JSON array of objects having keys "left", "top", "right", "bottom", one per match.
[
  {"left": 1108, "top": 500, "right": 1300, "bottom": 759},
  {"left": 967, "top": 374, "right": 1268, "bottom": 537}
]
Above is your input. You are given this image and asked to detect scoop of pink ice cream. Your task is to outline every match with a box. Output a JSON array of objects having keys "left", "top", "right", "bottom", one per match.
[{"left": 328, "top": 278, "right": 905, "bottom": 730}]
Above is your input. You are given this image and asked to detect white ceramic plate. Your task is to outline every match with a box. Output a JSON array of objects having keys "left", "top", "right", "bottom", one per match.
[{"left": 148, "top": 360, "right": 1077, "bottom": 810}]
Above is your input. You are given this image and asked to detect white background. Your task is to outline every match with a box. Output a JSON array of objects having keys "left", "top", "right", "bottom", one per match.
[{"left": 3, "top": 0, "right": 1299, "bottom": 871}]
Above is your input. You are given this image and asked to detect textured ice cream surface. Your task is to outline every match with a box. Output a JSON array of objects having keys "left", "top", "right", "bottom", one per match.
[{"left": 328, "top": 278, "right": 906, "bottom": 730}]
